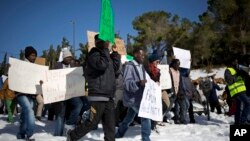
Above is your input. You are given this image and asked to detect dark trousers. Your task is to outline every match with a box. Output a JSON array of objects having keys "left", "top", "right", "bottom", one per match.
[
  {"left": 188, "top": 99, "right": 195, "bottom": 122},
  {"left": 209, "top": 101, "right": 222, "bottom": 114},
  {"left": 70, "top": 100, "right": 115, "bottom": 141},
  {"left": 115, "top": 100, "right": 127, "bottom": 126}
]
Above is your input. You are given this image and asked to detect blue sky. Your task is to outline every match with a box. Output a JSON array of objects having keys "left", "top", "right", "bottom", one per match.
[{"left": 0, "top": 0, "right": 207, "bottom": 61}]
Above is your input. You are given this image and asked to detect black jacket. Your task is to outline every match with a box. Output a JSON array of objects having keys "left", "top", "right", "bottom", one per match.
[{"left": 85, "top": 47, "right": 120, "bottom": 98}]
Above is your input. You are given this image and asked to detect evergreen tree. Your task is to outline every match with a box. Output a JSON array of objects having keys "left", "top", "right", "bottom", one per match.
[{"left": 0, "top": 53, "right": 7, "bottom": 75}]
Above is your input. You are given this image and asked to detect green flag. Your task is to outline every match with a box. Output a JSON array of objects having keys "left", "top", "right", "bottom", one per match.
[
  {"left": 126, "top": 55, "right": 134, "bottom": 61},
  {"left": 99, "top": 0, "right": 114, "bottom": 44}
]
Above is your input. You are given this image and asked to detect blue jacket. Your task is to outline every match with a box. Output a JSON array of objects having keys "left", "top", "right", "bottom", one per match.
[
  {"left": 209, "top": 82, "right": 222, "bottom": 102},
  {"left": 123, "top": 61, "right": 146, "bottom": 108}
]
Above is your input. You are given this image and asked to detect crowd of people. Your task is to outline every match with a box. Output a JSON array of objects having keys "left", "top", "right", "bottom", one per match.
[{"left": 1, "top": 34, "right": 250, "bottom": 141}]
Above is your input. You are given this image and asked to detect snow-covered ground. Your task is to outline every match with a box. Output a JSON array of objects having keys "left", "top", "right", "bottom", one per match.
[{"left": 0, "top": 112, "right": 234, "bottom": 141}]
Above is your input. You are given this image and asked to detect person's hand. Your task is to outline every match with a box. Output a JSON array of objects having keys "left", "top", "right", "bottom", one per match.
[
  {"left": 138, "top": 80, "right": 147, "bottom": 86},
  {"left": 112, "top": 44, "right": 118, "bottom": 52},
  {"left": 156, "top": 82, "right": 160, "bottom": 86}
]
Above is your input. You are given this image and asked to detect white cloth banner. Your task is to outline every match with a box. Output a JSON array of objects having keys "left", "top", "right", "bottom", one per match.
[
  {"left": 173, "top": 47, "right": 191, "bottom": 69},
  {"left": 8, "top": 57, "right": 49, "bottom": 94},
  {"left": 157, "top": 65, "right": 172, "bottom": 90},
  {"left": 138, "top": 75, "right": 163, "bottom": 121},
  {"left": 42, "top": 67, "right": 85, "bottom": 104}
]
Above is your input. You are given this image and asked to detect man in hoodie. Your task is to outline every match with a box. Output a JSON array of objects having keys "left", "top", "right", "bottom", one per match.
[{"left": 67, "top": 34, "right": 120, "bottom": 141}]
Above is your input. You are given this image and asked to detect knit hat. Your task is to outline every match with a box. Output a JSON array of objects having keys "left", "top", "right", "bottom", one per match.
[
  {"left": 62, "top": 49, "right": 73, "bottom": 59},
  {"left": 25, "top": 46, "right": 37, "bottom": 58},
  {"left": 149, "top": 54, "right": 160, "bottom": 63}
]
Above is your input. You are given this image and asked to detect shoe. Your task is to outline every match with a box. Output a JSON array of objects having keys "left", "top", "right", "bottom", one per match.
[
  {"left": 35, "top": 120, "right": 45, "bottom": 127},
  {"left": 66, "top": 129, "right": 76, "bottom": 141},
  {"left": 26, "top": 138, "right": 35, "bottom": 141},
  {"left": 64, "top": 124, "right": 75, "bottom": 136},
  {"left": 152, "top": 127, "right": 160, "bottom": 134},
  {"left": 7, "top": 118, "right": 14, "bottom": 123},
  {"left": 16, "top": 133, "right": 25, "bottom": 139},
  {"left": 174, "top": 120, "right": 181, "bottom": 124},
  {"left": 26, "top": 135, "right": 35, "bottom": 141},
  {"left": 157, "top": 121, "right": 165, "bottom": 126},
  {"left": 190, "top": 119, "right": 196, "bottom": 123},
  {"left": 165, "top": 111, "right": 174, "bottom": 119},
  {"left": 115, "top": 131, "right": 123, "bottom": 138},
  {"left": 241, "top": 121, "right": 250, "bottom": 125},
  {"left": 36, "top": 116, "right": 41, "bottom": 121}
]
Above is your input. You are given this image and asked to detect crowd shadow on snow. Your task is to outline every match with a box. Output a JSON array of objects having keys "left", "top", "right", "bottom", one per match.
[
  {"left": 0, "top": 114, "right": 142, "bottom": 141},
  {"left": 0, "top": 115, "right": 55, "bottom": 137},
  {"left": 194, "top": 113, "right": 231, "bottom": 126}
]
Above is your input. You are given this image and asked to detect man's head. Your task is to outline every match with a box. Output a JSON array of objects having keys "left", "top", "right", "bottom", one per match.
[
  {"left": 133, "top": 47, "right": 145, "bottom": 64},
  {"left": 62, "top": 49, "right": 73, "bottom": 65},
  {"left": 149, "top": 54, "right": 160, "bottom": 65},
  {"left": 170, "top": 59, "right": 180, "bottom": 70},
  {"left": 227, "top": 56, "right": 239, "bottom": 69},
  {"left": 25, "top": 46, "right": 37, "bottom": 63},
  {"left": 94, "top": 34, "right": 107, "bottom": 49},
  {"left": 74, "top": 59, "right": 81, "bottom": 67}
]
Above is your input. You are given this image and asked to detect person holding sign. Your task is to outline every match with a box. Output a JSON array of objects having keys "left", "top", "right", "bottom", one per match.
[
  {"left": 146, "top": 54, "right": 169, "bottom": 132},
  {"left": 15, "top": 46, "right": 37, "bottom": 140},
  {"left": 51, "top": 49, "right": 84, "bottom": 136},
  {"left": 67, "top": 34, "right": 121, "bottom": 141},
  {"left": 115, "top": 47, "right": 151, "bottom": 141}
]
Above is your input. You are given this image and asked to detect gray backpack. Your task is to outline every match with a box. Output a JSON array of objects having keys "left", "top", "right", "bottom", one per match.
[{"left": 199, "top": 77, "right": 212, "bottom": 95}]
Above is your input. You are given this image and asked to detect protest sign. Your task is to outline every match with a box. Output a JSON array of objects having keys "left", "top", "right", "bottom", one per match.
[
  {"left": 158, "top": 65, "right": 172, "bottom": 89},
  {"left": 87, "top": 30, "right": 98, "bottom": 52},
  {"left": 8, "top": 57, "right": 48, "bottom": 94},
  {"left": 42, "top": 67, "right": 85, "bottom": 104},
  {"left": 139, "top": 75, "right": 163, "bottom": 121},
  {"left": 114, "top": 38, "right": 126, "bottom": 55},
  {"left": 173, "top": 47, "right": 191, "bottom": 69}
]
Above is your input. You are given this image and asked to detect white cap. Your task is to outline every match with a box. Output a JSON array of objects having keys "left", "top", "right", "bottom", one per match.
[{"left": 62, "top": 49, "right": 72, "bottom": 59}]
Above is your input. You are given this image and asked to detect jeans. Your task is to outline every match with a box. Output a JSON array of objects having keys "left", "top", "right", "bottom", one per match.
[
  {"left": 54, "top": 102, "right": 66, "bottom": 136},
  {"left": 16, "top": 95, "right": 35, "bottom": 138},
  {"left": 235, "top": 92, "right": 250, "bottom": 125},
  {"left": 66, "top": 97, "right": 83, "bottom": 125},
  {"left": 115, "top": 107, "right": 151, "bottom": 141},
  {"left": 175, "top": 96, "right": 189, "bottom": 124}
]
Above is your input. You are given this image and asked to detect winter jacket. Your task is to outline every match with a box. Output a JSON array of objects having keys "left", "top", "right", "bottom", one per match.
[
  {"left": 85, "top": 47, "right": 120, "bottom": 99},
  {"left": 178, "top": 76, "right": 198, "bottom": 100},
  {"left": 209, "top": 82, "right": 222, "bottom": 102},
  {"left": 122, "top": 61, "right": 147, "bottom": 108}
]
